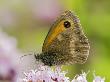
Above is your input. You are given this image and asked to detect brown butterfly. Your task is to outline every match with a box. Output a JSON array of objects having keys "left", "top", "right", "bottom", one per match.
[{"left": 35, "top": 10, "right": 90, "bottom": 66}]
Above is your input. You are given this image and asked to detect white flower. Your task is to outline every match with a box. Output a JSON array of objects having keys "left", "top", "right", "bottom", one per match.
[
  {"left": 93, "top": 73, "right": 105, "bottom": 82},
  {"left": 71, "top": 72, "right": 87, "bottom": 82}
]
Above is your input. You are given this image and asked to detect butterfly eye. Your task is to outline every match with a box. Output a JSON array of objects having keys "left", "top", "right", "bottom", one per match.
[{"left": 64, "top": 21, "right": 71, "bottom": 28}]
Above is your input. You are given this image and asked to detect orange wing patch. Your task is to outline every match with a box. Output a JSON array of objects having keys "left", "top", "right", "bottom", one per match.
[{"left": 43, "top": 20, "right": 66, "bottom": 51}]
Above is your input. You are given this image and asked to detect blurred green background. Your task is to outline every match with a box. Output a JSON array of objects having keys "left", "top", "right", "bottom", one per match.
[{"left": 0, "top": 0, "right": 110, "bottom": 81}]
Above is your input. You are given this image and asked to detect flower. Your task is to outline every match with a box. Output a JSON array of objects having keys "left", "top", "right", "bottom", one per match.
[
  {"left": 22, "top": 65, "right": 105, "bottom": 82},
  {"left": 71, "top": 72, "right": 87, "bottom": 82},
  {"left": 23, "top": 65, "right": 70, "bottom": 82},
  {"left": 93, "top": 73, "right": 105, "bottom": 82},
  {"left": 0, "top": 29, "right": 21, "bottom": 82}
]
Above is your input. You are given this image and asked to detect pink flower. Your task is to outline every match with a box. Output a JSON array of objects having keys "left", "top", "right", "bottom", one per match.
[
  {"left": 23, "top": 65, "right": 70, "bottom": 82},
  {"left": 22, "top": 66, "right": 106, "bottom": 82},
  {"left": 0, "top": 29, "right": 21, "bottom": 82}
]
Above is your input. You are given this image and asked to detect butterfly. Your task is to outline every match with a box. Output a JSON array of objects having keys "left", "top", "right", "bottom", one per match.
[{"left": 34, "top": 10, "right": 90, "bottom": 66}]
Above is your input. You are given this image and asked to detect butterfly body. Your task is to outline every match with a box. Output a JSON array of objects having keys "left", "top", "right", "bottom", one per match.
[{"left": 35, "top": 10, "right": 90, "bottom": 66}]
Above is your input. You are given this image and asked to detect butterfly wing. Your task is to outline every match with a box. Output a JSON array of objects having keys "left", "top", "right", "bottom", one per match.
[
  {"left": 42, "top": 11, "right": 75, "bottom": 52},
  {"left": 41, "top": 10, "right": 90, "bottom": 66}
]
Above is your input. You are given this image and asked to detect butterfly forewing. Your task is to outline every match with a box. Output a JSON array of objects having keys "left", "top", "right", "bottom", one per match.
[{"left": 42, "top": 11, "right": 75, "bottom": 52}]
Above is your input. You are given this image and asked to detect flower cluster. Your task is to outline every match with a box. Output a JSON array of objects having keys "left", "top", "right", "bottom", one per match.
[
  {"left": 0, "top": 29, "right": 21, "bottom": 82},
  {"left": 22, "top": 65, "right": 105, "bottom": 82}
]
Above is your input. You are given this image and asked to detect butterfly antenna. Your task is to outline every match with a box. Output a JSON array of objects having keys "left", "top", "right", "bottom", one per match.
[{"left": 20, "top": 53, "right": 34, "bottom": 60}]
